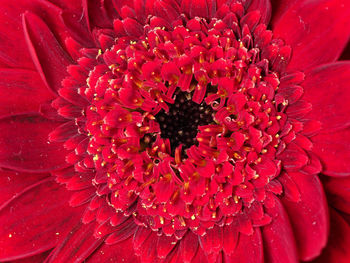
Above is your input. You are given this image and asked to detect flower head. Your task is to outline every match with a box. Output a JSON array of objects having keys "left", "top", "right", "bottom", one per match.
[{"left": 0, "top": 0, "right": 350, "bottom": 262}]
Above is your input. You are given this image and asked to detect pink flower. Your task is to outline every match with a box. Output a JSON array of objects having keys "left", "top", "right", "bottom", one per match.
[{"left": 0, "top": 0, "right": 349, "bottom": 262}]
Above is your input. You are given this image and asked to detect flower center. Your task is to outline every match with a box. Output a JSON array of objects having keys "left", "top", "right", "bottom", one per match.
[
  {"left": 59, "top": 6, "right": 293, "bottom": 237},
  {"left": 155, "top": 89, "right": 213, "bottom": 151}
]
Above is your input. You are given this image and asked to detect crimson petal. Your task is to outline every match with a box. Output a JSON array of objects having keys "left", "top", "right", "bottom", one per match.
[
  {"left": 312, "top": 128, "right": 350, "bottom": 177},
  {"left": 247, "top": 0, "right": 271, "bottom": 24},
  {"left": 86, "top": 237, "right": 139, "bottom": 262},
  {"left": 281, "top": 172, "right": 329, "bottom": 261},
  {"left": 199, "top": 225, "right": 223, "bottom": 255},
  {"left": 156, "top": 235, "right": 177, "bottom": 259},
  {"left": 181, "top": 0, "right": 209, "bottom": 18},
  {"left": 272, "top": 0, "right": 350, "bottom": 71},
  {"left": 340, "top": 42, "right": 350, "bottom": 60},
  {"left": 325, "top": 176, "right": 350, "bottom": 215},
  {"left": 222, "top": 223, "right": 239, "bottom": 255},
  {"left": 303, "top": 62, "right": 350, "bottom": 132},
  {"left": 105, "top": 220, "right": 137, "bottom": 245},
  {"left": 0, "top": 170, "right": 49, "bottom": 210},
  {"left": 180, "top": 231, "right": 199, "bottom": 263},
  {"left": 0, "top": 114, "right": 70, "bottom": 172},
  {"left": 278, "top": 142, "right": 308, "bottom": 170},
  {"left": 0, "top": 178, "right": 82, "bottom": 261},
  {"left": 262, "top": 196, "right": 298, "bottom": 263},
  {"left": 0, "top": 69, "right": 54, "bottom": 116},
  {"left": 84, "top": 0, "right": 114, "bottom": 30},
  {"left": 270, "top": 0, "right": 297, "bottom": 25},
  {"left": 225, "top": 228, "right": 263, "bottom": 263},
  {"left": 22, "top": 11, "right": 73, "bottom": 94},
  {"left": 12, "top": 250, "right": 51, "bottom": 263},
  {"left": 0, "top": 0, "right": 66, "bottom": 69},
  {"left": 312, "top": 209, "right": 350, "bottom": 263},
  {"left": 48, "top": 221, "right": 105, "bottom": 263}
]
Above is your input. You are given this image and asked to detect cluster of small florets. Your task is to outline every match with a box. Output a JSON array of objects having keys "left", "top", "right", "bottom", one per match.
[{"left": 59, "top": 3, "right": 296, "bottom": 237}]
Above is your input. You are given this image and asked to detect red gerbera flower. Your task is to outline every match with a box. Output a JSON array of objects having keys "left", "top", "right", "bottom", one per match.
[{"left": 0, "top": 0, "right": 350, "bottom": 262}]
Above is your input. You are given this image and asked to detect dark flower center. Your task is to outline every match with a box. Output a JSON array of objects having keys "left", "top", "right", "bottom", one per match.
[
  {"left": 155, "top": 89, "right": 213, "bottom": 151},
  {"left": 58, "top": 4, "right": 294, "bottom": 238}
]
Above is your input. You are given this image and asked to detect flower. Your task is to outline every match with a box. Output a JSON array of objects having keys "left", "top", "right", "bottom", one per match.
[{"left": 0, "top": 0, "right": 349, "bottom": 262}]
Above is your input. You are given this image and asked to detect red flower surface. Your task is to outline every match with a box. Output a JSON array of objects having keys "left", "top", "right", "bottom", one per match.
[{"left": 0, "top": 0, "right": 349, "bottom": 262}]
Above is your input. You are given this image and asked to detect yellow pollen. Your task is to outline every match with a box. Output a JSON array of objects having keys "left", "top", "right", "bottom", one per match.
[
  {"left": 179, "top": 216, "right": 186, "bottom": 226},
  {"left": 282, "top": 100, "right": 289, "bottom": 106}
]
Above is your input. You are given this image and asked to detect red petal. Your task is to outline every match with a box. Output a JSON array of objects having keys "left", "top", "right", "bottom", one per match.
[
  {"left": 0, "top": 178, "right": 82, "bottom": 261},
  {"left": 49, "top": 121, "right": 79, "bottom": 142},
  {"left": 157, "top": 235, "right": 177, "bottom": 259},
  {"left": 278, "top": 142, "right": 309, "bottom": 170},
  {"left": 133, "top": 226, "right": 152, "bottom": 253},
  {"left": 69, "top": 188, "right": 96, "bottom": 207},
  {"left": 312, "top": 128, "right": 350, "bottom": 177},
  {"left": 285, "top": 100, "right": 312, "bottom": 119},
  {"left": 277, "top": 85, "right": 303, "bottom": 105},
  {"left": 11, "top": 250, "right": 51, "bottom": 263},
  {"left": 281, "top": 172, "right": 329, "bottom": 261},
  {"left": 85, "top": 0, "right": 114, "bottom": 29},
  {"left": 154, "top": 0, "right": 180, "bottom": 21},
  {"left": 270, "top": 0, "right": 297, "bottom": 25},
  {"left": 340, "top": 41, "right": 350, "bottom": 60},
  {"left": 0, "top": 114, "right": 70, "bottom": 172},
  {"left": 166, "top": 244, "right": 182, "bottom": 263},
  {"left": 135, "top": 232, "right": 158, "bottom": 263},
  {"left": 181, "top": 0, "right": 209, "bottom": 18},
  {"left": 262, "top": 196, "right": 298, "bottom": 263},
  {"left": 105, "top": 220, "right": 137, "bottom": 245},
  {"left": 48, "top": 221, "right": 104, "bottom": 263},
  {"left": 225, "top": 228, "right": 263, "bottom": 263},
  {"left": 272, "top": 0, "right": 350, "bottom": 71},
  {"left": 180, "top": 231, "right": 199, "bottom": 263},
  {"left": 86, "top": 237, "right": 139, "bottom": 262},
  {"left": 0, "top": 69, "right": 54, "bottom": 116},
  {"left": 44, "top": 0, "right": 82, "bottom": 11},
  {"left": 22, "top": 12, "right": 73, "bottom": 94},
  {"left": 312, "top": 209, "right": 350, "bottom": 263},
  {"left": 301, "top": 152, "right": 322, "bottom": 175},
  {"left": 0, "top": 170, "right": 49, "bottom": 210},
  {"left": 0, "top": 0, "right": 65, "bottom": 69},
  {"left": 199, "top": 225, "right": 223, "bottom": 255},
  {"left": 61, "top": 9, "right": 94, "bottom": 48},
  {"left": 39, "top": 102, "right": 67, "bottom": 122},
  {"left": 191, "top": 247, "right": 209, "bottom": 263},
  {"left": 277, "top": 172, "right": 301, "bottom": 203},
  {"left": 222, "top": 223, "right": 239, "bottom": 255},
  {"left": 123, "top": 17, "right": 144, "bottom": 37},
  {"left": 247, "top": 0, "right": 271, "bottom": 24},
  {"left": 133, "top": 0, "right": 148, "bottom": 21},
  {"left": 303, "top": 62, "right": 350, "bottom": 132},
  {"left": 324, "top": 177, "right": 350, "bottom": 214}
]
